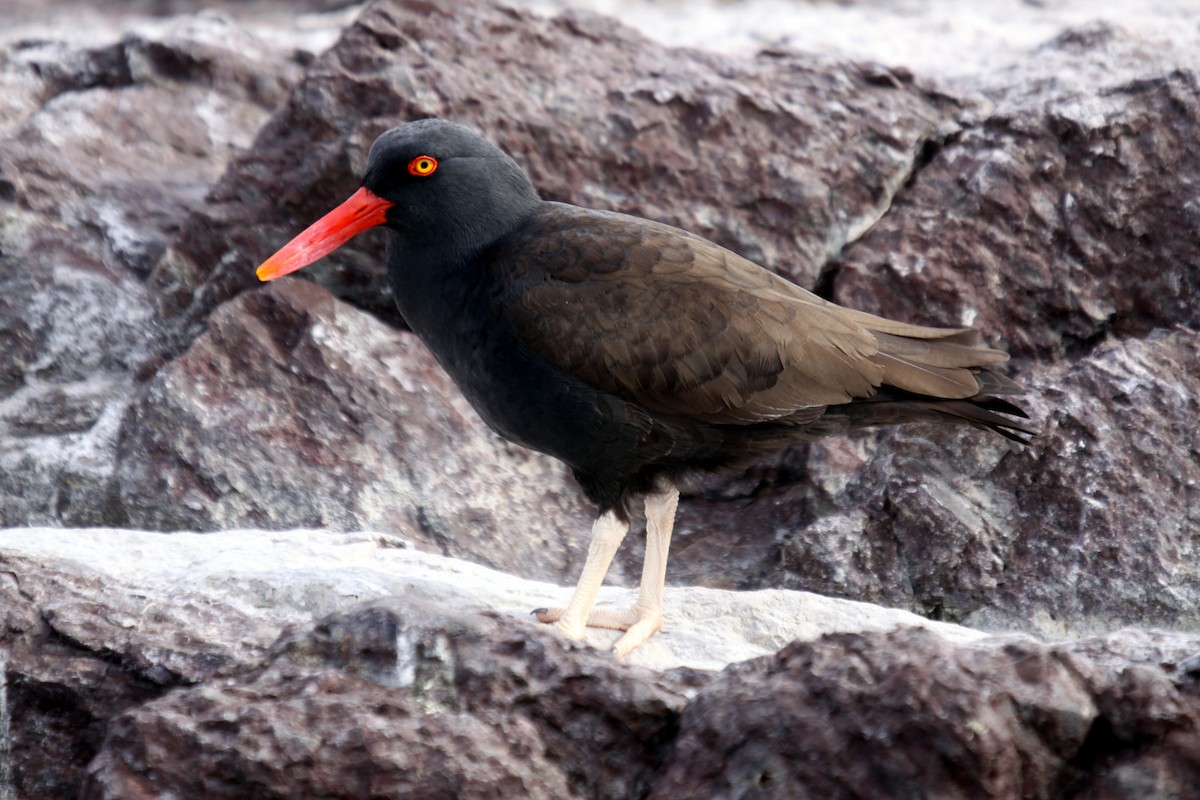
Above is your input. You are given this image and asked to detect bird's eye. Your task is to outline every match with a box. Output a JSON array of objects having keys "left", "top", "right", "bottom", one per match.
[{"left": 408, "top": 155, "right": 438, "bottom": 177}]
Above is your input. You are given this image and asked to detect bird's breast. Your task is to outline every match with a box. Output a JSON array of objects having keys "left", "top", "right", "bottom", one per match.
[{"left": 388, "top": 256, "right": 630, "bottom": 470}]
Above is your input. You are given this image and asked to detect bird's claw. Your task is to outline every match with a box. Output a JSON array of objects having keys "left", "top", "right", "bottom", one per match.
[{"left": 535, "top": 605, "right": 662, "bottom": 655}]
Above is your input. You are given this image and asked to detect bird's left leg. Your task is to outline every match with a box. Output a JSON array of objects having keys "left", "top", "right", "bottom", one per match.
[
  {"left": 607, "top": 485, "right": 679, "bottom": 656},
  {"left": 538, "top": 486, "right": 680, "bottom": 656},
  {"left": 535, "top": 510, "right": 630, "bottom": 641}
]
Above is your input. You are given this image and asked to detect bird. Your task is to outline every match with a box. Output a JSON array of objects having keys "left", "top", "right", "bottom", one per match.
[{"left": 256, "top": 118, "right": 1033, "bottom": 657}]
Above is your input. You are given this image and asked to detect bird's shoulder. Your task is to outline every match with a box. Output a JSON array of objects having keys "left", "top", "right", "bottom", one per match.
[{"left": 492, "top": 203, "right": 785, "bottom": 292}]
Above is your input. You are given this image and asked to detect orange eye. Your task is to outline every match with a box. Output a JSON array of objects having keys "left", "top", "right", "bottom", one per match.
[{"left": 408, "top": 155, "right": 438, "bottom": 177}]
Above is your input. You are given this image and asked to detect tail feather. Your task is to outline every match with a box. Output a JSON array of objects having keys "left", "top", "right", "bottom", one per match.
[
  {"left": 874, "top": 351, "right": 981, "bottom": 399},
  {"left": 826, "top": 378, "right": 1037, "bottom": 444},
  {"left": 826, "top": 315, "right": 1038, "bottom": 443},
  {"left": 872, "top": 330, "right": 1009, "bottom": 368},
  {"left": 861, "top": 323, "right": 1012, "bottom": 402},
  {"left": 923, "top": 394, "right": 1036, "bottom": 443}
]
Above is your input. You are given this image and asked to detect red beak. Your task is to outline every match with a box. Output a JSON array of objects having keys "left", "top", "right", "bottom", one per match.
[{"left": 256, "top": 186, "right": 394, "bottom": 281}]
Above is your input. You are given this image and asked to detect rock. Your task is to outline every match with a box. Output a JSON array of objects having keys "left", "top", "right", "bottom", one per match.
[
  {"left": 2, "top": 0, "right": 360, "bottom": 50},
  {"left": 5, "top": 527, "right": 1198, "bottom": 799},
  {"left": 653, "top": 627, "right": 1200, "bottom": 799},
  {"left": 0, "top": 14, "right": 311, "bottom": 527},
  {"left": 130, "top": 0, "right": 1200, "bottom": 655},
  {"left": 529, "top": 1, "right": 1200, "bottom": 88},
  {"left": 958, "top": 329, "right": 1200, "bottom": 635},
  {"left": 831, "top": 39, "right": 1200, "bottom": 360},
  {"left": 1, "top": 525, "right": 978, "bottom": 798},
  {"left": 3, "top": 0, "right": 1194, "bottom": 675},
  {"left": 0, "top": 527, "right": 981, "bottom": 672},
  {"left": 113, "top": 278, "right": 599, "bottom": 584},
  {"left": 151, "top": 0, "right": 959, "bottom": 334},
  {"left": 737, "top": 21, "right": 1200, "bottom": 634},
  {"left": 83, "top": 599, "right": 678, "bottom": 800}
]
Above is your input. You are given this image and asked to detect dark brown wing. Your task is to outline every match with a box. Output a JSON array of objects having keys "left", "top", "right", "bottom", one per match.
[{"left": 494, "top": 204, "right": 1009, "bottom": 425}]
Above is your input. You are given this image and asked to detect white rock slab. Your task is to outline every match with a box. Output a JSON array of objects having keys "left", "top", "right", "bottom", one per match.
[{"left": 0, "top": 527, "right": 985, "bottom": 671}]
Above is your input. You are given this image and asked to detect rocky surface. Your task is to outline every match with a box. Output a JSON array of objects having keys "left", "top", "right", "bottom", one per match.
[
  {"left": 2, "top": 527, "right": 976, "bottom": 797},
  {"left": 832, "top": 39, "right": 1200, "bottom": 361},
  {"left": 113, "top": 278, "right": 600, "bottom": 584},
  {"left": 2, "top": 0, "right": 1200, "bottom": 797},
  {"left": 90, "top": 620, "right": 1200, "bottom": 800},
  {"left": 652, "top": 627, "right": 1200, "bottom": 800},
  {"left": 4, "top": 528, "right": 1200, "bottom": 799},
  {"left": 0, "top": 12, "right": 312, "bottom": 528}
]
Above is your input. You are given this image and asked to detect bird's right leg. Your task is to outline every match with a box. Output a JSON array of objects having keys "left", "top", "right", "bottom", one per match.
[{"left": 535, "top": 510, "right": 629, "bottom": 641}]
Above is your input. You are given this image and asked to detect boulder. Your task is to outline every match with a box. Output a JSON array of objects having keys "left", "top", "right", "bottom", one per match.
[
  {"left": 114, "top": 278, "right": 598, "bottom": 584},
  {"left": 8, "top": 0, "right": 1193, "bottom": 641},
  {"left": 653, "top": 627, "right": 1200, "bottom": 799},
  {"left": 831, "top": 32, "right": 1200, "bottom": 360},
  {"left": 1, "top": 526, "right": 978, "bottom": 798},
  {"left": 4, "top": 527, "right": 1198, "bottom": 800},
  {"left": 0, "top": 14, "right": 312, "bottom": 527}
]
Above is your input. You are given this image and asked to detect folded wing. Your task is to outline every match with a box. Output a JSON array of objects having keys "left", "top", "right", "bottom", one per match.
[{"left": 496, "top": 206, "right": 1014, "bottom": 426}]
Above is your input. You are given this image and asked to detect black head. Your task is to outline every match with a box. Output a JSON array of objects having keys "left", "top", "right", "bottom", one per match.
[
  {"left": 364, "top": 119, "right": 541, "bottom": 258},
  {"left": 257, "top": 119, "right": 541, "bottom": 281}
]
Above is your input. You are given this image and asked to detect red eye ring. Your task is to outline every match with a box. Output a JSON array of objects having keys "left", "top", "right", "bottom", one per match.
[{"left": 408, "top": 155, "right": 438, "bottom": 177}]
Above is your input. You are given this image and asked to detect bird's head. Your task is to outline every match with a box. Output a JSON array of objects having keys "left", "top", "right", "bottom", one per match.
[{"left": 256, "top": 119, "right": 540, "bottom": 281}]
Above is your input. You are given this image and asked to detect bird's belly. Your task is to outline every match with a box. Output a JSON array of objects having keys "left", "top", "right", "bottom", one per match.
[
  {"left": 447, "top": 341, "right": 627, "bottom": 466},
  {"left": 417, "top": 319, "right": 747, "bottom": 511}
]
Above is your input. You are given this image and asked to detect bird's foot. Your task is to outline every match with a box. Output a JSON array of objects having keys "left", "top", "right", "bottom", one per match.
[{"left": 533, "top": 606, "right": 663, "bottom": 657}]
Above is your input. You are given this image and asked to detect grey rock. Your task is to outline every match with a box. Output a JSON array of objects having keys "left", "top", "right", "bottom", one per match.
[
  {"left": 82, "top": 597, "right": 680, "bottom": 800},
  {"left": 831, "top": 30, "right": 1200, "bottom": 360},
  {"left": 151, "top": 0, "right": 959, "bottom": 333},
  {"left": 8, "top": 526, "right": 1195, "bottom": 800},
  {"left": 114, "top": 279, "right": 600, "bottom": 584},
  {"left": 0, "top": 15, "right": 310, "bottom": 527},
  {"left": 652, "top": 627, "right": 1200, "bottom": 800},
  {"left": 0, "top": 526, "right": 979, "bottom": 799}
]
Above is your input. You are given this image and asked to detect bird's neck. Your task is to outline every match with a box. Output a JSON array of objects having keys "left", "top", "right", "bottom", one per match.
[
  {"left": 385, "top": 231, "right": 492, "bottom": 343},
  {"left": 385, "top": 187, "right": 542, "bottom": 348}
]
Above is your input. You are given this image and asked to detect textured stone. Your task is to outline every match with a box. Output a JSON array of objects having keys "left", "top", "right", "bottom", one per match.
[
  {"left": 1, "top": 526, "right": 979, "bottom": 799},
  {"left": 831, "top": 31, "right": 1200, "bottom": 360},
  {"left": 151, "top": 0, "right": 958, "bottom": 333},
  {"left": 83, "top": 599, "right": 682, "bottom": 800},
  {"left": 113, "top": 278, "right": 599, "bottom": 584},
  {"left": 7, "top": 525, "right": 1200, "bottom": 800},
  {"left": 18, "top": 0, "right": 1192, "bottom": 651},
  {"left": 0, "top": 15, "right": 310, "bottom": 527},
  {"left": 653, "top": 627, "right": 1200, "bottom": 800},
  {"left": 4, "top": 530, "right": 1193, "bottom": 800}
]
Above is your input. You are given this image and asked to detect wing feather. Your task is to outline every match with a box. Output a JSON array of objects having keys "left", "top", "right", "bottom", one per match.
[{"left": 494, "top": 205, "right": 1005, "bottom": 423}]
